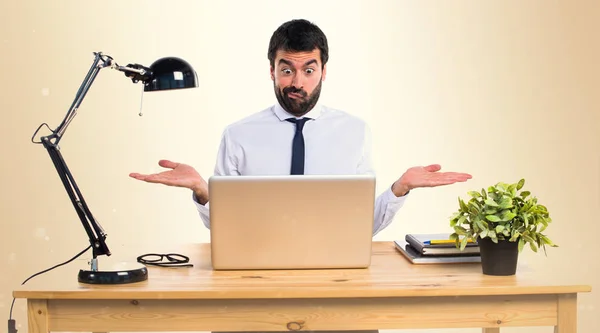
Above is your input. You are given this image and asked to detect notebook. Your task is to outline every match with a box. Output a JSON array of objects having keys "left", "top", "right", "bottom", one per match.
[
  {"left": 394, "top": 239, "right": 481, "bottom": 264},
  {"left": 405, "top": 233, "right": 480, "bottom": 256}
]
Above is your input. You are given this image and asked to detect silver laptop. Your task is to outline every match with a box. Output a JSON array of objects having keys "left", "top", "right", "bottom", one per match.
[{"left": 208, "top": 174, "right": 376, "bottom": 270}]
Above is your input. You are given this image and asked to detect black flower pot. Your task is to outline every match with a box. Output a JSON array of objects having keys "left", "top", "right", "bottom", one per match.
[{"left": 478, "top": 237, "right": 519, "bottom": 276}]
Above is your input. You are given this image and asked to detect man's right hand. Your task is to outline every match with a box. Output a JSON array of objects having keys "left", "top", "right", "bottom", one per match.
[{"left": 129, "top": 159, "right": 209, "bottom": 205}]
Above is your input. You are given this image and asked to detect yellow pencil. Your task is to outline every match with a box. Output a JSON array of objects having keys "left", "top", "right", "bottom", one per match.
[{"left": 425, "top": 239, "right": 475, "bottom": 245}]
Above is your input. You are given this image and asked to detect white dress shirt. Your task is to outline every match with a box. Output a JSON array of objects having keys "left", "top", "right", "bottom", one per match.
[{"left": 193, "top": 102, "right": 408, "bottom": 236}]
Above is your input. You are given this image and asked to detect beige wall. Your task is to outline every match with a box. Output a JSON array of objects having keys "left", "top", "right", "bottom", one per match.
[{"left": 1, "top": 1, "right": 598, "bottom": 332}]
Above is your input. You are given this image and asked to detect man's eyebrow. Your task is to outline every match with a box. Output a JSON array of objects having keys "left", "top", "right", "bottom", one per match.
[
  {"left": 303, "top": 59, "right": 318, "bottom": 67},
  {"left": 278, "top": 59, "right": 294, "bottom": 67},
  {"left": 278, "top": 59, "right": 319, "bottom": 67}
]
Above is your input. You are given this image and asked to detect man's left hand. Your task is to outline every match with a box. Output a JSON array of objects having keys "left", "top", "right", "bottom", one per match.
[{"left": 391, "top": 164, "right": 472, "bottom": 197}]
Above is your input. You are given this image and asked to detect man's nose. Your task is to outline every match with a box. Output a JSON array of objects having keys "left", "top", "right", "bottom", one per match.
[{"left": 291, "top": 73, "right": 304, "bottom": 89}]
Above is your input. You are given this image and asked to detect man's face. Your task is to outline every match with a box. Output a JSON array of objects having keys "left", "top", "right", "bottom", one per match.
[{"left": 271, "top": 49, "right": 327, "bottom": 117}]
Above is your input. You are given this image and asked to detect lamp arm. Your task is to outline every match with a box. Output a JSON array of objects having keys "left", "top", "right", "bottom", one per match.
[
  {"left": 53, "top": 52, "right": 113, "bottom": 143},
  {"left": 40, "top": 137, "right": 110, "bottom": 262},
  {"left": 31, "top": 51, "right": 150, "bottom": 268}
]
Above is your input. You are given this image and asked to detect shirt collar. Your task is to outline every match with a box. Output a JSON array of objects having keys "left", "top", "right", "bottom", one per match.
[{"left": 272, "top": 100, "right": 324, "bottom": 121}]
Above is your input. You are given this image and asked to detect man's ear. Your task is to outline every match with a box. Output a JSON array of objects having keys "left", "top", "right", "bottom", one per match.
[
  {"left": 322, "top": 64, "right": 327, "bottom": 81},
  {"left": 270, "top": 65, "right": 275, "bottom": 81}
]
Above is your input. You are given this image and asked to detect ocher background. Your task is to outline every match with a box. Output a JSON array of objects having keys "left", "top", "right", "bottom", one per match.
[{"left": 1, "top": 1, "right": 598, "bottom": 332}]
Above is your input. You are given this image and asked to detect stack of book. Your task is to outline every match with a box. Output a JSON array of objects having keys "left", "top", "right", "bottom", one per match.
[{"left": 394, "top": 233, "right": 481, "bottom": 264}]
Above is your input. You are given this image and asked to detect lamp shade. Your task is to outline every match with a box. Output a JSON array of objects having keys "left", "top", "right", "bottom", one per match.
[{"left": 144, "top": 57, "right": 198, "bottom": 92}]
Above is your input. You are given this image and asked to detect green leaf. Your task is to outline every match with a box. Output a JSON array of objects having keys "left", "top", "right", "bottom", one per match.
[
  {"left": 523, "top": 234, "right": 536, "bottom": 244},
  {"left": 481, "top": 188, "right": 487, "bottom": 199},
  {"left": 453, "top": 226, "right": 467, "bottom": 235},
  {"left": 540, "top": 234, "right": 557, "bottom": 247},
  {"left": 508, "top": 183, "right": 517, "bottom": 197},
  {"left": 510, "top": 231, "right": 521, "bottom": 242},
  {"left": 475, "top": 218, "right": 487, "bottom": 231},
  {"left": 459, "top": 197, "right": 468, "bottom": 212},
  {"left": 496, "top": 182, "right": 508, "bottom": 193},
  {"left": 468, "top": 198, "right": 481, "bottom": 208},
  {"left": 460, "top": 236, "right": 469, "bottom": 250},
  {"left": 479, "top": 229, "right": 489, "bottom": 239},
  {"left": 500, "top": 210, "right": 517, "bottom": 222},
  {"left": 484, "top": 198, "right": 499, "bottom": 207},
  {"left": 488, "top": 230, "right": 498, "bottom": 242},
  {"left": 516, "top": 178, "right": 525, "bottom": 190},
  {"left": 495, "top": 225, "right": 505, "bottom": 233},
  {"left": 518, "top": 238, "right": 525, "bottom": 252},
  {"left": 520, "top": 191, "right": 531, "bottom": 198},
  {"left": 530, "top": 241, "right": 538, "bottom": 252},
  {"left": 486, "top": 215, "right": 501, "bottom": 222},
  {"left": 468, "top": 191, "right": 481, "bottom": 198},
  {"left": 498, "top": 196, "right": 514, "bottom": 209},
  {"left": 449, "top": 233, "right": 460, "bottom": 248},
  {"left": 468, "top": 204, "right": 479, "bottom": 216}
]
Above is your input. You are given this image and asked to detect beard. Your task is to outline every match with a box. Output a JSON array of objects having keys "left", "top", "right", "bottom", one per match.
[{"left": 274, "top": 79, "right": 322, "bottom": 117}]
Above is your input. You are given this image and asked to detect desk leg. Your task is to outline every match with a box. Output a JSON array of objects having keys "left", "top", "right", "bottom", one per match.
[
  {"left": 27, "top": 299, "right": 48, "bottom": 333},
  {"left": 482, "top": 328, "right": 499, "bottom": 333},
  {"left": 555, "top": 294, "right": 577, "bottom": 333}
]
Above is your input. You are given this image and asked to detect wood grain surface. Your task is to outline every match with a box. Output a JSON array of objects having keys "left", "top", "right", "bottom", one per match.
[{"left": 14, "top": 241, "right": 591, "bottom": 300}]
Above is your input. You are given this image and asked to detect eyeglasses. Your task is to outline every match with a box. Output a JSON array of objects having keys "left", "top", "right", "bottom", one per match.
[{"left": 136, "top": 253, "right": 193, "bottom": 268}]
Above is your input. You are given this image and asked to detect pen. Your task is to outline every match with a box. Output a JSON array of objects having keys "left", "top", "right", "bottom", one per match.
[{"left": 424, "top": 239, "right": 474, "bottom": 245}]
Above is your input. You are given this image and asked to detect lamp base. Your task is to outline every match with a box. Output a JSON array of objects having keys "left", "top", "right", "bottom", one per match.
[{"left": 78, "top": 260, "right": 148, "bottom": 284}]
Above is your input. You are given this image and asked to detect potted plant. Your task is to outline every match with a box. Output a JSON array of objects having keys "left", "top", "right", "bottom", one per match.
[{"left": 449, "top": 178, "right": 557, "bottom": 276}]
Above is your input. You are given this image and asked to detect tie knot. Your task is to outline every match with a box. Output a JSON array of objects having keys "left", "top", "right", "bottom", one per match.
[{"left": 286, "top": 117, "right": 311, "bottom": 131}]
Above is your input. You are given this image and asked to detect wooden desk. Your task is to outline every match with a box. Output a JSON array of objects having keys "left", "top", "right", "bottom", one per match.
[{"left": 13, "top": 241, "right": 591, "bottom": 333}]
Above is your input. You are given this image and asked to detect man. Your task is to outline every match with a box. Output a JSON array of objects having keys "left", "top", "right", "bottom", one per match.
[
  {"left": 130, "top": 18, "right": 471, "bottom": 333},
  {"left": 130, "top": 19, "right": 472, "bottom": 238}
]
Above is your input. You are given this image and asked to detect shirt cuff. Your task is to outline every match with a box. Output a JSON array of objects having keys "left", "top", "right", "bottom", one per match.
[
  {"left": 192, "top": 192, "right": 210, "bottom": 212},
  {"left": 383, "top": 185, "right": 409, "bottom": 203}
]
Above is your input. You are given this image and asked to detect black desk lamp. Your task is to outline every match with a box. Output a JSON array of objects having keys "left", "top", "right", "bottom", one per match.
[{"left": 31, "top": 51, "right": 198, "bottom": 284}]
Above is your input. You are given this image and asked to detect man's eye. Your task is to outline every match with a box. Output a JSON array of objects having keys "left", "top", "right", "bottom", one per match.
[
  {"left": 282, "top": 69, "right": 292, "bottom": 75},
  {"left": 305, "top": 68, "right": 314, "bottom": 74}
]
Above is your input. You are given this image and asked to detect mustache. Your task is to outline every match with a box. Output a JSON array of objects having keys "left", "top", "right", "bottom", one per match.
[{"left": 282, "top": 86, "right": 307, "bottom": 97}]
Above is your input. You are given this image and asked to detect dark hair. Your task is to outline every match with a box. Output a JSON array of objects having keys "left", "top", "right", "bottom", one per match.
[{"left": 267, "top": 19, "right": 329, "bottom": 69}]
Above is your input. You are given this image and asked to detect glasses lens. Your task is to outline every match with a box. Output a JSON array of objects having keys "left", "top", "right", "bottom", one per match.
[
  {"left": 141, "top": 254, "right": 163, "bottom": 262},
  {"left": 166, "top": 254, "right": 187, "bottom": 262}
]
